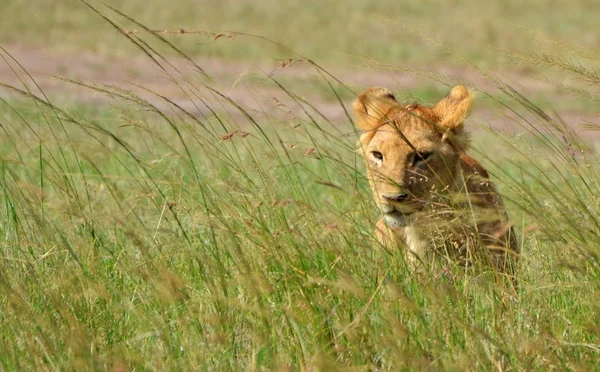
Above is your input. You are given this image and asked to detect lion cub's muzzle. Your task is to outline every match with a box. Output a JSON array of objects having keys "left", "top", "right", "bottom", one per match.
[
  {"left": 382, "top": 193, "right": 409, "bottom": 203},
  {"left": 380, "top": 192, "right": 413, "bottom": 213},
  {"left": 380, "top": 192, "right": 419, "bottom": 215}
]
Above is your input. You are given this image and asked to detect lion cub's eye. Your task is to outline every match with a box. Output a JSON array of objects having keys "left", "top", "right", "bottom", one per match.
[
  {"left": 371, "top": 151, "right": 383, "bottom": 160},
  {"left": 414, "top": 151, "right": 432, "bottom": 165}
]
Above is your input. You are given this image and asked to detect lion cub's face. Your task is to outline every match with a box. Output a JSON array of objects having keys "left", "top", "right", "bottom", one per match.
[{"left": 353, "top": 86, "right": 474, "bottom": 227}]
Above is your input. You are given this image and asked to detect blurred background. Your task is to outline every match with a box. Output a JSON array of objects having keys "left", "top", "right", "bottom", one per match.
[
  {"left": 3, "top": 0, "right": 600, "bottom": 65},
  {"left": 3, "top": 0, "right": 600, "bottom": 131}
]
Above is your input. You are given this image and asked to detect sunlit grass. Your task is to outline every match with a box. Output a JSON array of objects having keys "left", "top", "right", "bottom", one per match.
[{"left": 0, "top": 5, "right": 599, "bottom": 371}]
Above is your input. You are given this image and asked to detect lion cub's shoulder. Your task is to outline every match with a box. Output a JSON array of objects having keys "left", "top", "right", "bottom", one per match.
[
  {"left": 459, "top": 154, "right": 489, "bottom": 178},
  {"left": 458, "top": 153, "right": 507, "bottom": 211}
]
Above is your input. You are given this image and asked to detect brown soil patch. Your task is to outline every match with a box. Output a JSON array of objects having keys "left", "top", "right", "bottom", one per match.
[{"left": 0, "top": 43, "right": 598, "bottom": 140}]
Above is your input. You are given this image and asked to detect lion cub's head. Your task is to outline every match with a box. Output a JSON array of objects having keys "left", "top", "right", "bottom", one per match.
[{"left": 353, "top": 85, "right": 474, "bottom": 227}]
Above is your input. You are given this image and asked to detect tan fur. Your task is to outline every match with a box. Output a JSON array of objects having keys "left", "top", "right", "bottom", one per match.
[{"left": 354, "top": 85, "right": 518, "bottom": 278}]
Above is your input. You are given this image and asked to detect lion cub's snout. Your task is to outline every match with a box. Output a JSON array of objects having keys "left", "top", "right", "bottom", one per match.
[
  {"left": 379, "top": 190, "right": 422, "bottom": 217},
  {"left": 382, "top": 193, "right": 409, "bottom": 203},
  {"left": 380, "top": 192, "right": 410, "bottom": 214}
]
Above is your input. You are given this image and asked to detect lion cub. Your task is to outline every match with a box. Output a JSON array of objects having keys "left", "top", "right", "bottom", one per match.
[{"left": 353, "top": 85, "right": 518, "bottom": 278}]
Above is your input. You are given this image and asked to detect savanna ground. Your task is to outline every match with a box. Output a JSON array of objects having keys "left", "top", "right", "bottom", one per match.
[{"left": 1, "top": 1, "right": 600, "bottom": 370}]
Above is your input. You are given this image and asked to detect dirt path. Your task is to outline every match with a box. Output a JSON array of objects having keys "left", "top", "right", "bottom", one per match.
[{"left": 0, "top": 43, "right": 598, "bottom": 140}]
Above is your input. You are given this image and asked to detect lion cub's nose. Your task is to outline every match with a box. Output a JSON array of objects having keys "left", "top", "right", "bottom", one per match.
[{"left": 382, "top": 193, "right": 409, "bottom": 202}]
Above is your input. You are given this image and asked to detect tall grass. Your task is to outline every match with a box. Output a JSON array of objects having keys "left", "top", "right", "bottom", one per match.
[{"left": 0, "top": 4, "right": 599, "bottom": 371}]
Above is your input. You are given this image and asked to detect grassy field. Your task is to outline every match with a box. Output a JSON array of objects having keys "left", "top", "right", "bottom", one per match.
[
  {"left": 3, "top": 0, "right": 600, "bottom": 66},
  {"left": 1, "top": 2, "right": 600, "bottom": 371}
]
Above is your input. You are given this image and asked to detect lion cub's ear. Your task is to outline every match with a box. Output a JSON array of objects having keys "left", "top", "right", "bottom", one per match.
[
  {"left": 353, "top": 87, "right": 398, "bottom": 131},
  {"left": 433, "top": 85, "right": 474, "bottom": 130}
]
